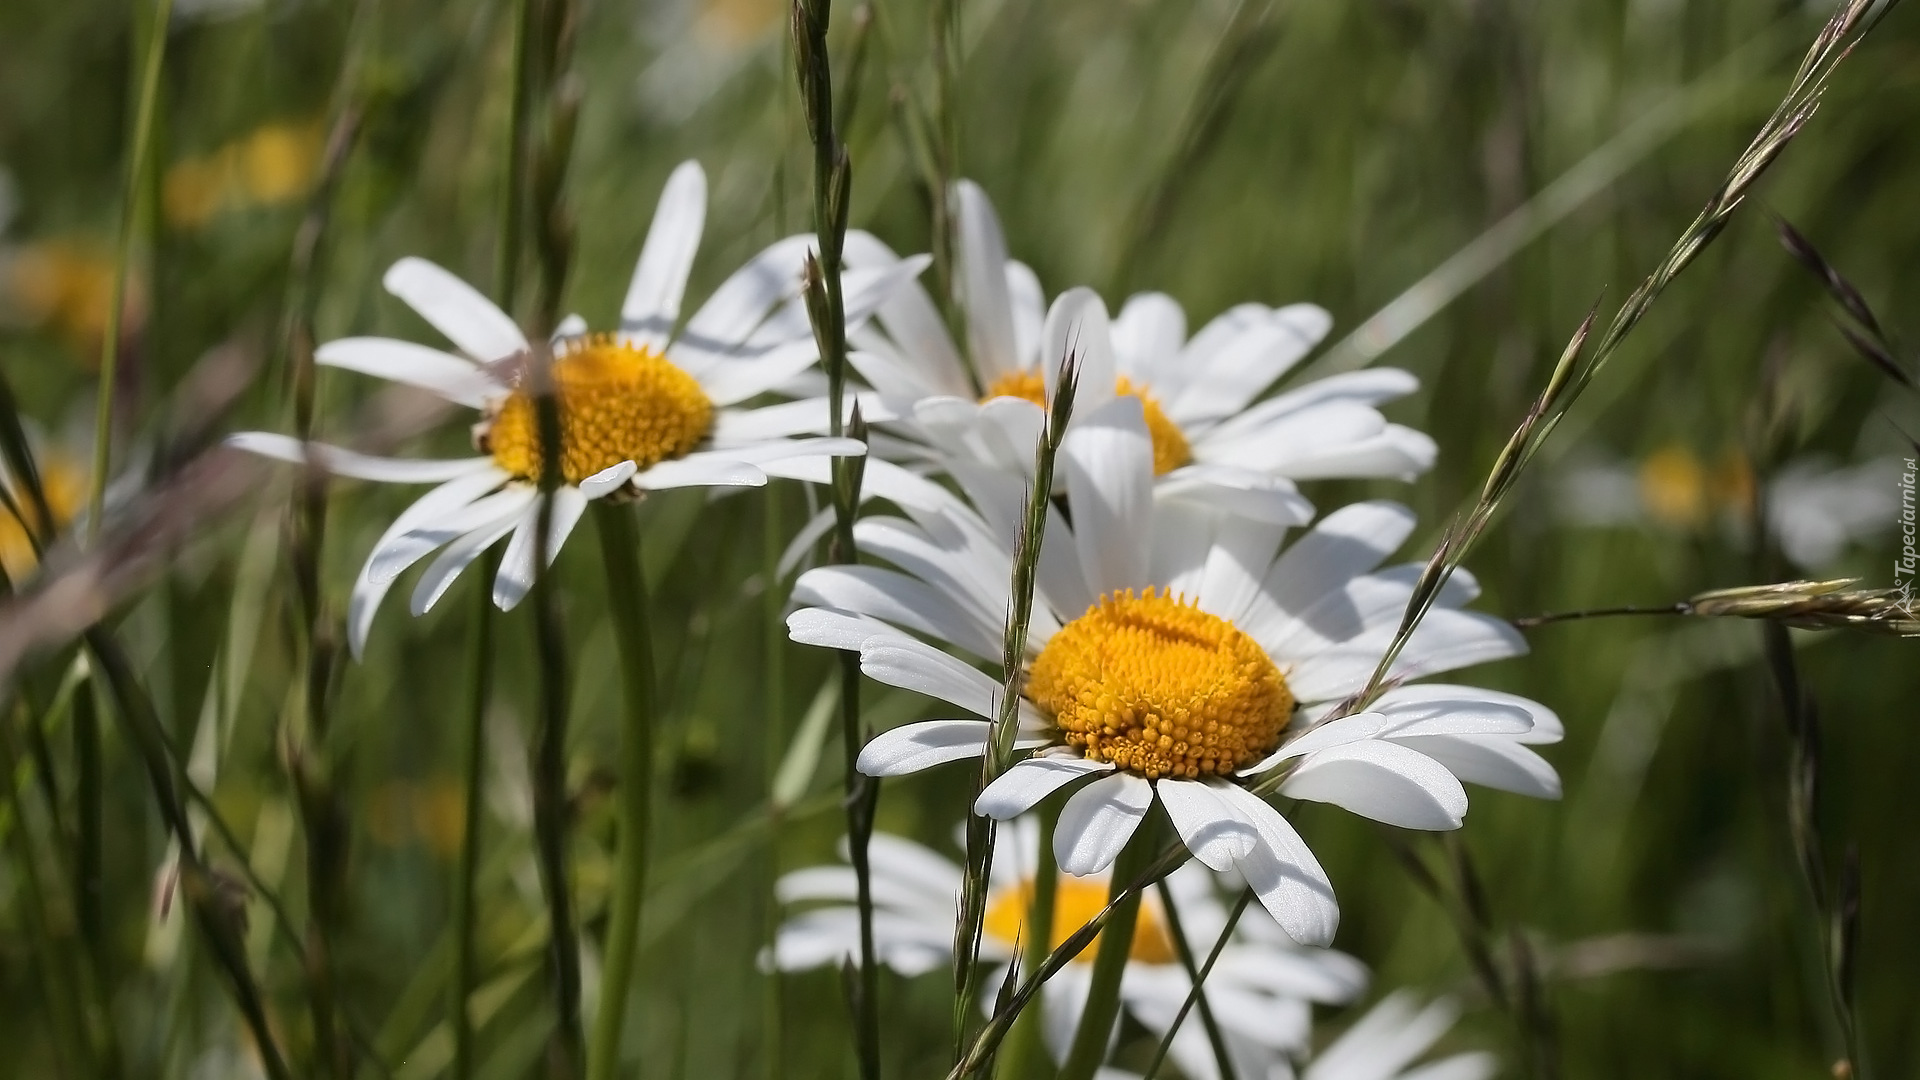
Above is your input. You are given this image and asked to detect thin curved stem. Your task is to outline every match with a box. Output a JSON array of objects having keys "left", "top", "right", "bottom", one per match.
[
  {"left": 91, "top": 0, "right": 173, "bottom": 539},
  {"left": 450, "top": 552, "right": 498, "bottom": 1080},
  {"left": 586, "top": 501, "right": 659, "bottom": 1080},
  {"left": 1141, "top": 891, "right": 1251, "bottom": 1080}
]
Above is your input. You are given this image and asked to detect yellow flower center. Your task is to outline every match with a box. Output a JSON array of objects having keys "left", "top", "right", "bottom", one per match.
[
  {"left": 983, "top": 370, "right": 1191, "bottom": 476},
  {"left": 1028, "top": 588, "right": 1293, "bottom": 780},
  {"left": 483, "top": 335, "right": 713, "bottom": 485},
  {"left": 981, "top": 875, "right": 1177, "bottom": 965}
]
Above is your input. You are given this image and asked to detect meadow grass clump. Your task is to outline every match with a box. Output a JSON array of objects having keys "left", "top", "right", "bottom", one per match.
[{"left": 0, "top": 2, "right": 1915, "bottom": 1079}]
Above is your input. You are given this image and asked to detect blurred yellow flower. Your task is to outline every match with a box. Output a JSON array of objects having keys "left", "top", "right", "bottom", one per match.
[
  {"left": 1637, "top": 443, "right": 1756, "bottom": 530},
  {"left": 0, "top": 456, "right": 86, "bottom": 581},
  {"left": 1, "top": 240, "right": 140, "bottom": 355},
  {"left": 697, "top": 0, "right": 781, "bottom": 46},
  {"left": 365, "top": 778, "right": 468, "bottom": 860},
  {"left": 163, "top": 119, "right": 324, "bottom": 230},
  {"left": 163, "top": 153, "right": 235, "bottom": 230},
  {"left": 241, "top": 123, "right": 323, "bottom": 204},
  {"left": 1712, "top": 451, "right": 1755, "bottom": 515},
  {"left": 1639, "top": 444, "right": 1707, "bottom": 528}
]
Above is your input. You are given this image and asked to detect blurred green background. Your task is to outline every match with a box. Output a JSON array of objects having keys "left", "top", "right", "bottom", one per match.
[{"left": 1, "top": 0, "right": 1916, "bottom": 1077}]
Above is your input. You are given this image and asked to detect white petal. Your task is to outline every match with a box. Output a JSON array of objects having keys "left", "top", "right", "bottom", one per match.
[
  {"left": 551, "top": 313, "right": 588, "bottom": 341},
  {"left": 1306, "top": 994, "right": 1464, "bottom": 1080},
  {"left": 227, "top": 432, "right": 496, "bottom": 483},
  {"left": 1054, "top": 772, "right": 1153, "bottom": 875},
  {"left": 1374, "top": 683, "right": 1561, "bottom": 744},
  {"left": 1061, "top": 396, "right": 1153, "bottom": 599},
  {"left": 1042, "top": 287, "right": 1115, "bottom": 413},
  {"left": 1273, "top": 424, "right": 1438, "bottom": 482},
  {"left": 699, "top": 338, "right": 825, "bottom": 405},
  {"left": 1111, "top": 292, "right": 1188, "bottom": 383},
  {"left": 1194, "top": 405, "right": 1384, "bottom": 481},
  {"left": 866, "top": 832, "right": 967, "bottom": 904},
  {"left": 1158, "top": 779, "right": 1259, "bottom": 871},
  {"left": 844, "top": 231, "right": 971, "bottom": 395},
  {"left": 674, "top": 234, "right": 815, "bottom": 371},
  {"left": 1169, "top": 304, "right": 1331, "bottom": 423},
  {"left": 368, "top": 487, "right": 535, "bottom": 585},
  {"left": 382, "top": 257, "right": 527, "bottom": 361},
  {"left": 1203, "top": 369, "right": 1420, "bottom": 449},
  {"left": 1156, "top": 465, "right": 1315, "bottom": 527},
  {"left": 860, "top": 639, "right": 1006, "bottom": 718},
  {"left": 710, "top": 397, "right": 866, "bottom": 443},
  {"left": 1254, "top": 712, "right": 1392, "bottom": 770},
  {"left": 579, "top": 461, "right": 638, "bottom": 498},
  {"left": 1211, "top": 783, "right": 1338, "bottom": 946},
  {"left": 1165, "top": 303, "right": 1267, "bottom": 406},
  {"left": 1389, "top": 734, "right": 1561, "bottom": 799},
  {"left": 792, "top": 565, "right": 1000, "bottom": 660},
  {"left": 785, "top": 607, "right": 900, "bottom": 651},
  {"left": 1286, "top": 610, "right": 1527, "bottom": 704},
  {"left": 491, "top": 487, "right": 589, "bottom": 611},
  {"left": 620, "top": 160, "right": 707, "bottom": 350},
  {"left": 346, "top": 470, "right": 506, "bottom": 659},
  {"left": 1399, "top": 1053, "right": 1499, "bottom": 1080},
  {"left": 955, "top": 180, "right": 1018, "bottom": 381},
  {"left": 1196, "top": 515, "right": 1293, "bottom": 625},
  {"left": 770, "top": 457, "right": 951, "bottom": 514},
  {"left": 632, "top": 455, "right": 767, "bottom": 490},
  {"left": 315, "top": 337, "right": 499, "bottom": 407},
  {"left": 1373, "top": 692, "right": 1532, "bottom": 737},
  {"left": 724, "top": 436, "right": 867, "bottom": 465},
  {"left": 841, "top": 254, "right": 935, "bottom": 339},
  {"left": 973, "top": 756, "right": 1112, "bottom": 819},
  {"left": 1245, "top": 500, "right": 1417, "bottom": 654},
  {"left": 409, "top": 506, "right": 523, "bottom": 615},
  {"left": 1040, "top": 966, "right": 1093, "bottom": 1064},
  {"left": 1281, "top": 740, "right": 1468, "bottom": 830},
  {"left": 855, "top": 719, "right": 991, "bottom": 776},
  {"left": 1006, "top": 261, "right": 1046, "bottom": 368}
]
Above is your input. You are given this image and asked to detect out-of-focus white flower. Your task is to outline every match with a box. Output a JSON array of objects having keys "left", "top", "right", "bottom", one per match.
[
  {"left": 1767, "top": 456, "right": 1901, "bottom": 569},
  {"left": 831, "top": 183, "right": 1434, "bottom": 509},
  {"left": 1555, "top": 445, "right": 1899, "bottom": 569},
  {"left": 771, "top": 818, "right": 1370, "bottom": 1080}
]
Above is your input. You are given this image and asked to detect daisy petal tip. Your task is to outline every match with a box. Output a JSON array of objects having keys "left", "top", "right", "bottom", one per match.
[{"left": 580, "top": 460, "right": 639, "bottom": 498}]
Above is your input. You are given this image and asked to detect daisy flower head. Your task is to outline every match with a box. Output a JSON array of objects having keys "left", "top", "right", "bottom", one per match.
[
  {"left": 770, "top": 818, "right": 1371, "bottom": 1080},
  {"left": 836, "top": 180, "right": 1435, "bottom": 495},
  {"left": 228, "top": 160, "right": 928, "bottom": 657},
  {"left": 787, "top": 403, "right": 1559, "bottom": 945}
]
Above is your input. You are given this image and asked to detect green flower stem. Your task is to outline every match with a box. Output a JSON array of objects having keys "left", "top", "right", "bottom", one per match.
[
  {"left": 995, "top": 800, "right": 1059, "bottom": 1080},
  {"left": 89, "top": 0, "right": 172, "bottom": 539},
  {"left": 451, "top": 551, "right": 500, "bottom": 1080},
  {"left": 586, "top": 501, "right": 660, "bottom": 1080},
  {"left": 761, "top": 485, "right": 788, "bottom": 1080},
  {"left": 1, "top": 706, "right": 96, "bottom": 1078},
  {"left": 1058, "top": 816, "right": 1161, "bottom": 1080}
]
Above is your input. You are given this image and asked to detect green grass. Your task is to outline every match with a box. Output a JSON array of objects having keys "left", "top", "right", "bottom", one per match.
[{"left": 1, "top": 0, "right": 1917, "bottom": 1077}]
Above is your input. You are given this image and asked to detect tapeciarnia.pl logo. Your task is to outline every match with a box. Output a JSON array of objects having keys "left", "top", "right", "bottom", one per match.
[{"left": 1897, "top": 457, "right": 1917, "bottom": 616}]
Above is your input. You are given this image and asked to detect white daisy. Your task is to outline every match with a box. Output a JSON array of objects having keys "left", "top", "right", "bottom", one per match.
[
  {"left": 1272, "top": 992, "right": 1496, "bottom": 1080},
  {"left": 1100, "top": 991, "right": 1496, "bottom": 1080},
  {"left": 786, "top": 402, "right": 1559, "bottom": 945},
  {"left": 228, "top": 159, "right": 928, "bottom": 656},
  {"left": 830, "top": 181, "right": 1434, "bottom": 496},
  {"left": 770, "top": 818, "right": 1370, "bottom": 1080}
]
